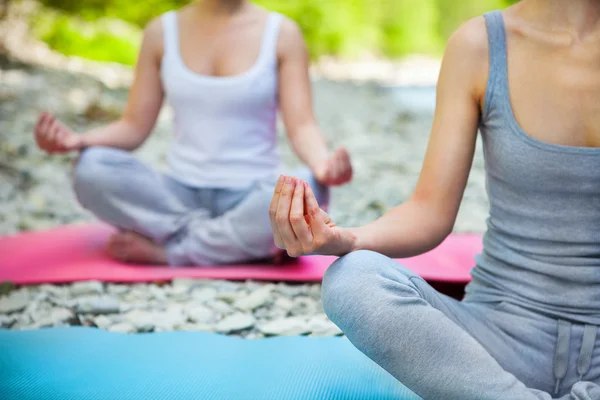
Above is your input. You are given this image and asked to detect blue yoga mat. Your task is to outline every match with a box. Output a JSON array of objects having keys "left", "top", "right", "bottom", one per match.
[{"left": 0, "top": 327, "right": 421, "bottom": 400}]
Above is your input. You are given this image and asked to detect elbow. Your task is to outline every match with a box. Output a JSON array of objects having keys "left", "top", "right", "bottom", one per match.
[
  {"left": 120, "top": 119, "right": 152, "bottom": 150},
  {"left": 408, "top": 197, "right": 456, "bottom": 251}
]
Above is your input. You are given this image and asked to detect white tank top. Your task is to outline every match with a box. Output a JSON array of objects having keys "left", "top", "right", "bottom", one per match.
[{"left": 160, "top": 11, "right": 283, "bottom": 188}]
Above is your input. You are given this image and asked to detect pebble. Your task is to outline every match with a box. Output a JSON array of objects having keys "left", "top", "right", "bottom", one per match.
[
  {"left": 210, "top": 300, "right": 234, "bottom": 314},
  {"left": 70, "top": 281, "right": 104, "bottom": 297},
  {"left": 107, "top": 284, "right": 130, "bottom": 296},
  {"left": 191, "top": 287, "right": 218, "bottom": 303},
  {"left": 233, "top": 285, "right": 273, "bottom": 311},
  {"left": 121, "top": 310, "right": 156, "bottom": 332},
  {"left": 176, "top": 323, "right": 215, "bottom": 332},
  {"left": 93, "top": 315, "right": 113, "bottom": 329},
  {"left": 76, "top": 296, "right": 120, "bottom": 315},
  {"left": 35, "top": 308, "right": 73, "bottom": 328},
  {"left": 108, "top": 322, "right": 136, "bottom": 334},
  {"left": 171, "top": 278, "right": 202, "bottom": 292},
  {"left": 0, "top": 315, "right": 17, "bottom": 328},
  {"left": 258, "top": 317, "right": 311, "bottom": 336},
  {"left": 38, "top": 284, "right": 67, "bottom": 298},
  {"left": 186, "top": 305, "right": 214, "bottom": 324},
  {"left": 216, "top": 313, "right": 256, "bottom": 333},
  {"left": 273, "top": 297, "right": 294, "bottom": 313},
  {"left": 307, "top": 316, "right": 343, "bottom": 337},
  {"left": 0, "top": 289, "right": 29, "bottom": 314},
  {"left": 216, "top": 291, "right": 242, "bottom": 304}
]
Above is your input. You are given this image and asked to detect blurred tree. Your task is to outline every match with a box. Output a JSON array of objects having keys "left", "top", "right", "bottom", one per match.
[{"left": 33, "top": 0, "right": 520, "bottom": 64}]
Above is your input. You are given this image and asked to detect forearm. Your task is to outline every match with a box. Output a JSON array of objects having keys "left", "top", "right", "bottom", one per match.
[
  {"left": 287, "top": 122, "right": 329, "bottom": 171},
  {"left": 347, "top": 199, "right": 452, "bottom": 259},
  {"left": 80, "top": 119, "right": 150, "bottom": 152}
]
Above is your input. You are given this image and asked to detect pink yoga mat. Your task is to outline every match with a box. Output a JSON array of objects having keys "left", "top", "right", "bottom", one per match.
[{"left": 0, "top": 223, "right": 481, "bottom": 285}]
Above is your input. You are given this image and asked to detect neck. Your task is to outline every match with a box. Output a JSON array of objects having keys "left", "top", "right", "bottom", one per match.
[
  {"left": 522, "top": 0, "right": 600, "bottom": 36},
  {"left": 195, "top": 0, "right": 247, "bottom": 15}
]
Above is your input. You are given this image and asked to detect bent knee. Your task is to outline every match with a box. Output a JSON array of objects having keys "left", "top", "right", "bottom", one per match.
[
  {"left": 73, "top": 147, "right": 131, "bottom": 204},
  {"left": 322, "top": 250, "right": 387, "bottom": 318},
  {"left": 322, "top": 250, "right": 416, "bottom": 322}
]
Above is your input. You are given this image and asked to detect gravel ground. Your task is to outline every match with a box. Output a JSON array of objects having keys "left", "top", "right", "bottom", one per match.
[{"left": 0, "top": 27, "right": 488, "bottom": 335}]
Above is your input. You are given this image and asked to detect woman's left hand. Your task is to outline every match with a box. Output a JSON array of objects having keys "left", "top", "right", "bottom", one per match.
[{"left": 313, "top": 147, "right": 353, "bottom": 186}]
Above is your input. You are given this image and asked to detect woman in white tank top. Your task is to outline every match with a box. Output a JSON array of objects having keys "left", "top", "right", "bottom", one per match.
[{"left": 32, "top": 0, "right": 353, "bottom": 265}]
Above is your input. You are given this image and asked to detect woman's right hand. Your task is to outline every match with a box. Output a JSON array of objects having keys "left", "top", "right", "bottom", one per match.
[
  {"left": 269, "top": 175, "right": 356, "bottom": 257},
  {"left": 34, "top": 112, "right": 84, "bottom": 154}
]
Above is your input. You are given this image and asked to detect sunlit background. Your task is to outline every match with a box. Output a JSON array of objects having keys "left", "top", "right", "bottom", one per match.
[{"left": 26, "top": 0, "right": 517, "bottom": 64}]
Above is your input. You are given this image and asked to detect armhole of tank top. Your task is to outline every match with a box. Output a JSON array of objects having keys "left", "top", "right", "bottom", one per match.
[
  {"left": 262, "top": 13, "right": 283, "bottom": 67},
  {"left": 481, "top": 10, "right": 507, "bottom": 122},
  {"left": 161, "top": 11, "right": 178, "bottom": 59}
]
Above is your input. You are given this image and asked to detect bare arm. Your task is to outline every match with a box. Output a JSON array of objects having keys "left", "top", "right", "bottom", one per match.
[
  {"left": 349, "top": 18, "right": 489, "bottom": 258},
  {"left": 34, "top": 18, "right": 166, "bottom": 153},
  {"left": 80, "top": 18, "right": 165, "bottom": 151},
  {"left": 270, "top": 17, "right": 489, "bottom": 258},
  {"left": 277, "top": 19, "right": 352, "bottom": 186},
  {"left": 277, "top": 19, "right": 328, "bottom": 170}
]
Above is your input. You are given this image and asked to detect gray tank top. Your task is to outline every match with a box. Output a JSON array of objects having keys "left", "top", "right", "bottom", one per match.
[{"left": 463, "top": 11, "right": 600, "bottom": 325}]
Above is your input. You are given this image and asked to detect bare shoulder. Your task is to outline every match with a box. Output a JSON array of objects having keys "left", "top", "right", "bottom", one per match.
[
  {"left": 140, "top": 16, "right": 165, "bottom": 61},
  {"left": 276, "top": 16, "right": 307, "bottom": 59},
  {"left": 446, "top": 16, "right": 488, "bottom": 66},
  {"left": 442, "top": 16, "right": 489, "bottom": 100}
]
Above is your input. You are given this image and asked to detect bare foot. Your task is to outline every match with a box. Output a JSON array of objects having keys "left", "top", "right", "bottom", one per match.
[{"left": 107, "top": 231, "right": 168, "bottom": 265}]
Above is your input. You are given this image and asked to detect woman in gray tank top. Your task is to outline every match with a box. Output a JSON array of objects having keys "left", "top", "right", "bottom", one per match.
[
  {"left": 31, "top": 0, "right": 353, "bottom": 266},
  {"left": 272, "top": 0, "right": 600, "bottom": 398}
]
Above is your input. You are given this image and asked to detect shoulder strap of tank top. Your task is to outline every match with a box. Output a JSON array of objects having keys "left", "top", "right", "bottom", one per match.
[
  {"left": 482, "top": 10, "right": 509, "bottom": 118},
  {"left": 161, "top": 11, "right": 179, "bottom": 57},
  {"left": 261, "top": 13, "right": 284, "bottom": 64}
]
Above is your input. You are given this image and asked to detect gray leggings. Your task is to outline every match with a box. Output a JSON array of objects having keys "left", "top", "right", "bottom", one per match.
[
  {"left": 72, "top": 146, "right": 329, "bottom": 266},
  {"left": 322, "top": 250, "right": 600, "bottom": 400}
]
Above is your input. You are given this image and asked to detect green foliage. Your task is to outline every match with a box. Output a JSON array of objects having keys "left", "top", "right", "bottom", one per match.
[
  {"left": 33, "top": 0, "right": 520, "bottom": 65},
  {"left": 33, "top": 11, "right": 141, "bottom": 64}
]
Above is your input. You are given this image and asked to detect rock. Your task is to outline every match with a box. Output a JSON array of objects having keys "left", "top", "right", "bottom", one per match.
[
  {"left": 70, "top": 281, "right": 104, "bottom": 296},
  {"left": 290, "top": 296, "right": 319, "bottom": 316},
  {"left": 191, "top": 287, "right": 218, "bottom": 303},
  {"left": 216, "top": 313, "right": 256, "bottom": 333},
  {"left": 171, "top": 278, "right": 202, "bottom": 292},
  {"left": 308, "top": 285, "right": 321, "bottom": 300},
  {"left": 214, "top": 281, "right": 240, "bottom": 292},
  {"left": 35, "top": 308, "right": 73, "bottom": 328},
  {"left": 245, "top": 332, "right": 265, "bottom": 339},
  {"left": 108, "top": 322, "right": 136, "bottom": 334},
  {"left": 13, "top": 313, "right": 33, "bottom": 330},
  {"left": 122, "top": 310, "right": 156, "bottom": 332},
  {"left": 152, "top": 306, "right": 187, "bottom": 332},
  {"left": 210, "top": 300, "right": 234, "bottom": 314},
  {"left": 186, "top": 305, "right": 214, "bottom": 324},
  {"left": 93, "top": 315, "right": 114, "bottom": 329},
  {"left": 0, "top": 289, "right": 29, "bottom": 314},
  {"left": 122, "top": 285, "right": 151, "bottom": 302},
  {"left": 176, "top": 323, "right": 215, "bottom": 332},
  {"left": 76, "top": 296, "right": 120, "bottom": 315},
  {"left": 273, "top": 297, "right": 294, "bottom": 313},
  {"left": 38, "top": 284, "right": 67, "bottom": 298},
  {"left": 106, "top": 284, "right": 130, "bottom": 296},
  {"left": 166, "top": 283, "right": 189, "bottom": 297},
  {"left": 148, "top": 285, "right": 167, "bottom": 301},
  {"left": 0, "top": 315, "right": 17, "bottom": 328},
  {"left": 307, "top": 316, "right": 343, "bottom": 337},
  {"left": 258, "top": 317, "right": 310, "bottom": 336},
  {"left": 215, "top": 291, "right": 241, "bottom": 304},
  {"left": 234, "top": 285, "right": 273, "bottom": 312}
]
